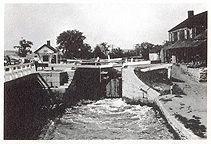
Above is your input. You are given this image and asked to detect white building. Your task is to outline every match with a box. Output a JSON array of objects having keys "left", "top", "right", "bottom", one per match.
[{"left": 34, "top": 41, "right": 58, "bottom": 63}]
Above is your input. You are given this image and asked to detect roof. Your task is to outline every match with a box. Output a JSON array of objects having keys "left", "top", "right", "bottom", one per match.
[
  {"left": 4, "top": 50, "right": 18, "bottom": 57},
  {"left": 164, "top": 29, "right": 207, "bottom": 50},
  {"left": 194, "top": 29, "right": 207, "bottom": 40},
  {"left": 164, "top": 39, "right": 206, "bottom": 50},
  {"left": 149, "top": 46, "right": 162, "bottom": 53},
  {"left": 25, "top": 53, "right": 37, "bottom": 59},
  {"left": 168, "top": 11, "right": 207, "bottom": 32},
  {"left": 34, "top": 44, "right": 58, "bottom": 54},
  {"left": 7, "top": 55, "right": 20, "bottom": 60}
]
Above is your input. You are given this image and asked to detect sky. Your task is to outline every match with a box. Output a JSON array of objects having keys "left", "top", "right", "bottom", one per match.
[{"left": 4, "top": 2, "right": 208, "bottom": 51}]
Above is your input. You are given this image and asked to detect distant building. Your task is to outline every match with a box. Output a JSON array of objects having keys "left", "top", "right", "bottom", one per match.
[
  {"left": 34, "top": 41, "right": 59, "bottom": 63},
  {"left": 161, "top": 11, "right": 207, "bottom": 64},
  {"left": 122, "top": 49, "right": 133, "bottom": 53},
  {"left": 149, "top": 46, "right": 162, "bottom": 61}
]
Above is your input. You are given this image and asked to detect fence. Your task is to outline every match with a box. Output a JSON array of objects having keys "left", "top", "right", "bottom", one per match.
[{"left": 4, "top": 63, "right": 36, "bottom": 82}]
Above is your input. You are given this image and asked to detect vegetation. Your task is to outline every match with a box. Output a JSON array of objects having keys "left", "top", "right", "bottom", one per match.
[
  {"left": 13, "top": 38, "right": 33, "bottom": 57},
  {"left": 123, "top": 50, "right": 136, "bottom": 58},
  {"left": 134, "top": 67, "right": 186, "bottom": 96},
  {"left": 109, "top": 47, "right": 124, "bottom": 58},
  {"left": 134, "top": 42, "right": 153, "bottom": 60},
  {"left": 134, "top": 68, "right": 172, "bottom": 94},
  {"left": 12, "top": 29, "right": 163, "bottom": 60},
  {"left": 57, "top": 30, "right": 92, "bottom": 59},
  {"left": 174, "top": 113, "right": 206, "bottom": 138},
  {"left": 93, "top": 42, "right": 110, "bottom": 59},
  {"left": 56, "top": 29, "right": 162, "bottom": 60}
]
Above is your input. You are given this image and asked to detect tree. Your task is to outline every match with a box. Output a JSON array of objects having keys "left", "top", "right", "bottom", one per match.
[
  {"left": 99, "top": 42, "right": 110, "bottom": 54},
  {"left": 13, "top": 38, "right": 33, "bottom": 57},
  {"left": 134, "top": 44, "right": 142, "bottom": 56},
  {"left": 163, "top": 40, "right": 172, "bottom": 46},
  {"left": 135, "top": 42, "right": 153, "bottom": 60},
  {"left": 93, "top": 42, "right": 110, "bottom": 59},
  {"left": 109, "top": 47, "right": 124, "bottom": 58},
  {"left": 149, "top": 44, "right": 162, "bottom": 53},
  {"left": 124, "top": 50, "right": 136, "bottom": 58},
  {"left": 57, "top": 30, "right": 89, "bottom": 59},
  {"left": 80, "top": 43, "right": 92, "bottom": 59},
  {"left": 93, "top": 45, "right": 107, "bottom": 59}
]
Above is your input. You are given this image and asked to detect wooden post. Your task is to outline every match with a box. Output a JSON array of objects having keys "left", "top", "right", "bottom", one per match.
[
  {"left": 99, "top": 67, "right": 101, "bottom": 83},
  {"left": 131, "top": 58, "right": 133, "bottom": 62},
  {"left": 168, "top": 66, "right": 172, "bottom": 79},
  {"left": 56, "top": 53, "right": 58, "bottom": 64}
]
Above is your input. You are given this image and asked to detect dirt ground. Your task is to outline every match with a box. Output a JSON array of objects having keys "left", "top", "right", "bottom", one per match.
[
  {"left": 158, "top": 65, "right": 207, "bottom": 138},
  {"left": 135, "top": 64, "right": 207, "bottom": 138}
]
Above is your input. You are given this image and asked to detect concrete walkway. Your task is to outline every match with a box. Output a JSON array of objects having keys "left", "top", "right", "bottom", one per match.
[{"left": 122, "top": 66, "right": 159, "bottom": 102}]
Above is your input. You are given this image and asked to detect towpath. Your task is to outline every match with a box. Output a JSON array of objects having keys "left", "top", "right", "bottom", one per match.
[
  {"left": 158, "top": 65, "right": 207, "bottom": 137},
  {"left": 122, "top": 64, "right": 207, "bottom": 139}
]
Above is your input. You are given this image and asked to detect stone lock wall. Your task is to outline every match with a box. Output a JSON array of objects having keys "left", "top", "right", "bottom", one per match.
[
  {"left": 39, "top": 71, "right": 68, "bottom": 87},
  {"left": 180, "top": 64, "right": 207, "bottom": 82}
]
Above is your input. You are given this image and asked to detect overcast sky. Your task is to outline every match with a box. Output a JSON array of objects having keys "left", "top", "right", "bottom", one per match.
[{"left": 4, "top": 3, "right": 207, "bottom": 51}]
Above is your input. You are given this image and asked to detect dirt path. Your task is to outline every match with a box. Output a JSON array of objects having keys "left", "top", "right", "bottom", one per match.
[{"left": 159, "top": 65, "right": 207, "bottom": 137}]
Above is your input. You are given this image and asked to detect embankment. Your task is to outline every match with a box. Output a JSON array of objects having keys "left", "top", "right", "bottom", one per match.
[
  {"left": 4, "top": 73, "right": 65, "bottom": 140},
  {"left": 4, "top": 66, "right": 122, "bottom": 140},
  {"left": 122, "top": 66, "right": 200, "bottom": 139}
]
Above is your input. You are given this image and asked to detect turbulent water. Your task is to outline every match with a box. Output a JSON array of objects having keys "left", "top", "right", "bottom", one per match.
[{"left": 39, "top": 98, "right": 175, "bottom": 140}]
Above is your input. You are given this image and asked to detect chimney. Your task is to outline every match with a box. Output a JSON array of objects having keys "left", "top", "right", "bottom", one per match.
[
  {"left": 188, "top": 10, "right": 194, "bottom": 18},
  {"left": 47, "top": 40, "right": 50, "bottom": 46}
]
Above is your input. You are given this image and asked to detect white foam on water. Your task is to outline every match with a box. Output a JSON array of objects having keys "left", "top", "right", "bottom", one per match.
[
  {"left": 109, "top": 98, "right": 128, "bottom": 107},
  {"left": 40, "top": 98, "right": 175, "bottom": 140}
]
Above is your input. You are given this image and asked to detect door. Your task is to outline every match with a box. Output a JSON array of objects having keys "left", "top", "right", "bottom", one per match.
[{"left": 106, "top": 78, "right": 122, "bottom": 98}]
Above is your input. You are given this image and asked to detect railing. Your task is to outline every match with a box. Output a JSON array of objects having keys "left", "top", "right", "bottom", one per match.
[{"left": 4, "top": 63, "right": 36, "bottom": 82}]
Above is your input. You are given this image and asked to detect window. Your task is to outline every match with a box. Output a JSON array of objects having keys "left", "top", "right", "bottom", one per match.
[
  {"left": 179, "top": 30, "right": 185, "bottom": 40},
  {"left": 169, "top": 33, "right": 173, "bottom": 42},
  {"left": 173, "top": 32, "right": 178, "bottom": 41},
  {"left": 43, "top": 55, "right": 49, "bottom": 62},
  {"left": 187, "top": 30, "right": 190, "bottom": 39}
]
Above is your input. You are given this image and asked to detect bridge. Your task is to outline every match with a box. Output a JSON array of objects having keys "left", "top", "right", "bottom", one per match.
[
  {"left": 3, "top": 59, "right": 122, "bottom": 82},
  {"left": 4, "top": 62, "right": 36, "bottom": 82},
  {"left": 4, "top": 60, "right": 172, "bottom": 83}
]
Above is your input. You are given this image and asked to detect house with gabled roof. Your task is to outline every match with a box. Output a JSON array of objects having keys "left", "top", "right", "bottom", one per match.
[
  {"left": 161, "top": 11, "right": 207, "bottom": 65},
  {"left": 34, "top": 40, "right": 59, "bottom": 63}
]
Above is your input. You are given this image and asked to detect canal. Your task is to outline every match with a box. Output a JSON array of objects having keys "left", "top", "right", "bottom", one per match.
[{"left": 39, "top": 98, "right": 176, "bottom": 140}]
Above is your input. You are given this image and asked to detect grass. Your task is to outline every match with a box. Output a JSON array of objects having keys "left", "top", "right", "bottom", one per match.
[
  {"left": 134, "top": 67, "right": 185, "bottom": 96},
  {"left": 174, "top": 113, "right": 206, "bottom": 138}
]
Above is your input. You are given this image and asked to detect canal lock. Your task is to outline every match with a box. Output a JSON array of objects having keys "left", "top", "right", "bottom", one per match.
[
  {"left": 40, "top": 68, "right": 179, "bottom": 139},
  {"left": 4, "top": 67, "right": 180, "bottom": 139}
]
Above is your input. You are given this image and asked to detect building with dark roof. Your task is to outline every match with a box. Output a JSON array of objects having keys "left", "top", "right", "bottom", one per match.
[
  {"left": 34, "top": 41, "right": 59, "bottom": 63},
  {"left": 149, "top": 45, "right": 162, "bottom": 61},
  {"left": 161, "top": 11, "right": 207, "bottom": 65}
]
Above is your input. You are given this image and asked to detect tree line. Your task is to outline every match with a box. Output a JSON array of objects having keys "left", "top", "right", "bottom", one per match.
[{"left": 14, "top": 29, "right": 163, "bottom": 60}]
